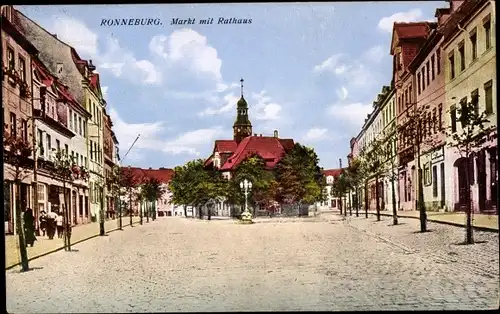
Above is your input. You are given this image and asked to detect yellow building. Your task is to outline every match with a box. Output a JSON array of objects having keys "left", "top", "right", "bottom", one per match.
[{"left": 442, "top": 0, "right": 496, "bottom": 213}]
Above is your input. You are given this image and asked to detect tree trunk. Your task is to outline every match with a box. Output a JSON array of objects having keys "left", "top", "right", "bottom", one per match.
[
  {"left": 355, "top": 186, "right": 359, "bottom": 217},
  {"left": 417, "top": 143, "right": 427, "bottom": 232},
  {"left": 146, "top": 202, "right": 150, "bottom": 223},
  {"left": 375, "top": 176, "right": 381, "bottom": 221},
  {"left": 208, "top": 205, "right": 212, "bottom": 220},
  {"left": 198, "top": 205, "right": 203, "bottom": 219},
  {"left": 129, "top": 192, "right": 133, "bottom": 227},
  {"left": 15, "top": 182, "right": 29, "bottom": 271},
  {"left": 348, "top": 190, "right": 352, "bottom": 216},
  {"left": 99, "top": 187, "right": 105, "bottom": 236},
  {"left": 364, "top": 181, "right": 369, "bottom": 218},
  {"left": 139, "top": 201, "right": 143, "bottom": 225},
  {"left": 465, "top": 152, "right": 474, "bottom": 244},
  {"left": 344, "top": 194, "right": 347, "bottom": 216},
  {"left": 63, "top": 182, "right": 71, "bottom": 251},
  {"left": 117, "top": 192, "right": 123, "bottom": 230},
  {"left": 183, "top": 205, "right": 187, "bottom": 217},
  {"left": 391, "top": 169, "right": 398, "bottom": 225},
  {"left": 152, "top": 201, "right": 157, "bottom": 221}
]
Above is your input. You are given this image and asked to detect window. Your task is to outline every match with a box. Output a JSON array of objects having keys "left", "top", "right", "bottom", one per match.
[
  {"left": 471, "top": 89, "right": 479, "bottom": 115},
  {"left": 450, "top": 105, "right": 457, "bottom": 133},
  {"left": 78, "top": 117, "right": 82, "bottom": 135},
  {"left": 431, "top": 55, "right": 435, "bottom": 80},
  {"left": 56, "top": 139, "right": 60, "bottom": 152},
  {"left": 484, "top": 80, "right": 493, "bottom": 114},
  {"left": 459, "top": 97, "right": 468, "bottom": 128},
  {"left": 449, "top": 53, "right": 455, "bottom": 79},
  {"left": 37, "top": 129, "right": 44, "bottom": 156},
  {"left": 84, "top": 157, "right": 88, "bottom": 168},
  {"left": 69, "top": 110, "right": 73, "bottom": 130},
  {"left": 10, "top": 112, "right": 16, "bottom": 137},
  {"left": 424, "top": 163, "right": 432, "bottom": 186},
  {"left": 422, "top": 66, "right": 426, "bottom": 91},
  {"left": 21, "top": 119, "right": 28, "bottom": 141},
  {"left": 46, "top": 134, "right": 51, "bottom": 154},
  {"left": 432, "top": 109, "right": 437, "bottom": 134},
  {"left": 76, "top": 153, "right": 79, "bottom": 165},
  {"left": 426, "top": 61, "right": 430, "bottom": 85},
  {"left": 438, "top": 104, "right": 443, "bottom": 130},
  {"left": 432, "top": 165, "right": 438, "bottom": 198},
  {"left": 19, "top": 56, "right": 26, "bottom": 82},
  {"left": 90, "top": 182, "right": 94, "bottom": 203},
  {"left": 458, "top": 42, "right": 465, "bottom": 71},
  {"left": 81, "top": 155, "right": 84, "bottom": 166},
  {"left": 404, "top": 89, "right": 408, "bottom": 106},
  {"left": 484, "top": 17, "right": 491, "bottom": 50},
  {"left": 417, "top": 73, "right": 421, "bottom": 94},
  {"left": 65, "top": 144, "right": 69, "bottom": 155},
  {"left": 408, "top": 86, "right": 412, "bottom": 103},
  {"left": 436, "top": 49, "right": 441, "bottom": 74},
  {"left": 7, "top": 47, "right": 15, "bottom": 69},
  {"left": 83, "top": 121, "right": 86, "bottom": 137},
  {"left": 37, "top": 184, "right": 45, "bottom": 202},
  {"left": 90, "top": 140, "right": 94, "bottom": 160},
  {"left": 470, "top": 30, "right": 477, "bottom": 61},
  {"left": 73, "top": 113, "right": 77, "bottom": 131}
]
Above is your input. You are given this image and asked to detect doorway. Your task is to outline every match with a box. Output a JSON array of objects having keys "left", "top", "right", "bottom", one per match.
[{"left": 454, "top": 158, "right": 469, "bottom": 211}]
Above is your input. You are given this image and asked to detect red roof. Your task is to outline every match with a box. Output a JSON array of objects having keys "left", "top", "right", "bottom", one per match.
[
  {"left": 322, "top": 168, "right": 344, "bottom": 177},
  {"left": 393, "top": 22, "right": 434, "bottom": 39},
  {"left": 220, "top": 136, "right": 294, "bottom": 171},
  {"left": 215, "top": 140, "right": 238, "bottom": 153},
  {"left": 121, "top": 167, "right": 174, "bottom": 186}
]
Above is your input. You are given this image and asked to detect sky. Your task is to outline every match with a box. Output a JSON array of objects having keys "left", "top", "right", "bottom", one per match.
[{"left": 18, "top": 2, "right": 447, "bottom": 170}]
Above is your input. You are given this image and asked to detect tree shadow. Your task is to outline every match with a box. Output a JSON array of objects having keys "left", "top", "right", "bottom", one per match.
[
  {"left": 99, "top": 234, "right": 110, "bottom": 237},
  {"left": 453, "top": 240, "right": 488, "bottom": 246},
  {"left": 387, "top": 222, "right": 407, "bottom": 227},
  {"left": 412, "top": 229, "right": 434, "bottom": 234},
  {"left": 16, "top": 266, "right": 44, "bottom": 273},
  {"left": 66, "top": 248, "right": 79, "bottom": 252}
]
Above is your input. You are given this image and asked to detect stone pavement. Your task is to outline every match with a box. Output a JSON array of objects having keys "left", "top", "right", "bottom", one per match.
[
  {"left": 335, "top": 209, "right": 498, "bottom": 231},
  {"left": 5, "top": 216, "right": 141, "bottom": 270},
  {"left": 6, "top": 216, "right": 498, "bottom": 312}
]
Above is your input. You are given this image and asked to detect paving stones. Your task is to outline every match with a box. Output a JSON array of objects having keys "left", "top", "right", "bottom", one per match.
[{"left": 6, "top": 216, "right": 499, "bottom": 312}]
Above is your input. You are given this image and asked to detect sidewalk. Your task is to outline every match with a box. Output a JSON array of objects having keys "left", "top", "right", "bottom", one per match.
[
  {"left": 351, "top": 209, "right": 498, "bottom": 231},
  {"left": 5, "top": 216, "right": 141, "bottom": 270}
]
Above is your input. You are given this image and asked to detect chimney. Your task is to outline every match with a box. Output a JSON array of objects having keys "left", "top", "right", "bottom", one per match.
[
  {"left": 273, "top": 130, "right": 279, "bottom": 138},
  {"left": 52, "top": 34, "right": 58, "bottom": 39},
  {"left": 435, "top": 8, "right": 451, "bottom": 26},
  {"left": 88, "top": 59, "right": 96, "bottom": 72},
  {"left": 149, "top": 167, "right": 152, "bottom": 170},
  {"left": 254, "top": 133, "right": 257, "bottom": 136},
  {"left": 259, "top": 134, "right": 262, "bottom": 137}
]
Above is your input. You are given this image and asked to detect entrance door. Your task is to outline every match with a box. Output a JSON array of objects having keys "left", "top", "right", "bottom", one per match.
[
  {"left": 477, "top": 151, "right": 487, "bottom": 212},
  {"left": 440, "top": 163, "right": 445, "bottom": 208}
]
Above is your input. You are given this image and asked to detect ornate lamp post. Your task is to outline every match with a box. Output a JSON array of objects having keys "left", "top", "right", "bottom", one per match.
[{"left": 239, "top": 179, "right": 253, "bottom": 223}]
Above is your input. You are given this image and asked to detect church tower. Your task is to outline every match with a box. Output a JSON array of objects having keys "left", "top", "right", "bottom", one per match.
[{"left": 233, "top": 78, "right": 252, "bottom": 144}]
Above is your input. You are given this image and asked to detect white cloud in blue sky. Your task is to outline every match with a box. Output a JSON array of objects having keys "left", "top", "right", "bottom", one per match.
[{"left": 18, "top": 1, "right": 447, "bottom": 169}]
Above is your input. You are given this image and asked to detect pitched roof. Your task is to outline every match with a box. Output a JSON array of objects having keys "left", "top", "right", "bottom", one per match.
[
  {"left": 121, "top": 167, "right": 174, "bottom": 185},
  {"left": 390, "top": 22, "right": 435, "bottom": 54},
  {"left": 215, "top": 140, "right": 238, "bottom": 153},
  {"left": 322, "top": 168, "right": 345, "bottom": 177},
  {"left": 220, "top": 136, "right": 294, "bottom": 171}
]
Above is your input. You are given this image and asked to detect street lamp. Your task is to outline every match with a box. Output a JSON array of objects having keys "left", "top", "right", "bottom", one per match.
[{"left": 239, "top": 179, "right": 253, "bottom": 223}]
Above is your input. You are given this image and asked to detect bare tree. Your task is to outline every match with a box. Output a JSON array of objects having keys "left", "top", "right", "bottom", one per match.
[
  {"left": 3, "top": 126, "right": 33, "bottom": 271},
  {"left": 381, "top": 124, "right": 400, "bottom": 225},
  {"left": 400, "top": 103, "right": 441, "bottom": 232},
  {"left": 446, "top": 98, "right": 491, "bottom": 244},
  {"left": 360, "top": 138, "right": 387, "bottom": 221}
]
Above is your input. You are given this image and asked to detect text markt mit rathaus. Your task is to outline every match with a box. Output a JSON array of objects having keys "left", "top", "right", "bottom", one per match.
[{"left": 100, "top": 17, "right": 252, "bottom": 26}]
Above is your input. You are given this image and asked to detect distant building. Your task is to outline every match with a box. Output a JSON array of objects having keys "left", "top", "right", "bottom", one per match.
[{"left": 317, "top": 169, "right": 345, "bottom": 211}]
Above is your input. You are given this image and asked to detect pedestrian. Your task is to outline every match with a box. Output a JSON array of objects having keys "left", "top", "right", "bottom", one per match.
[
  {"left": 46, "top": 211, "right": 57, "bottom": 239},
  {"left": 56, "top": 212, "right": 64, "bottom": 238},
  {"left": 23, "top": 208, "right": 37, "bottom": 247},
  {"left": 39, "top": 210, "right": 47, "bottom": 236}
]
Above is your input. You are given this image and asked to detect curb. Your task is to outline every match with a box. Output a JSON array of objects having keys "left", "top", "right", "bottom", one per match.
[
  {"left": 366, "top": 212, "right": 498, "bottom": 233},
  {"left": 6, "top": 219, "right": 141, "bottom": 271}
]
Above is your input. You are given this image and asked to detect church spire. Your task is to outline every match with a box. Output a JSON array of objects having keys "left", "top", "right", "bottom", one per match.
[{"left": 233, "top": 77, "right": 252, "bottom": 144}]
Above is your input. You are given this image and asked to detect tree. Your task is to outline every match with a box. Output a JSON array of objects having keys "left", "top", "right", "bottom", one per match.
[
  {"left": 107, "top": 165, "right": 123, "bottom": 229},
  {"left": 401, "top": 103, "right": 442, "bottom": 232},
  {"left": 120, "top": 167, "right": 140, "bottom": 227},
  {"left": 140, "top": 177, "right": 166, "bottom": 222},
  {"left": 169, "top": 165, "right": 190, "bottom": 217},
  {"left": 275, "top": 144, "right": 325, "bottom": 209},
  {"left": 345, "top": 158, "right": 364, "bottom": 217},
  {"left": 361, "top": 138, "right": 387, "bottom": 221},
  {"left": 50, "top": 149, "right": 89, "bottom": 250},
  {"left": 3, "top": 128, "right": 33, "bottom": 271},
  {"left": 331, "top": 171, "right": 349, "bottom": 215},
  {"left": 380, "top": 124, "right": 400, "bottom": 225},
  {"left": 446, "top": 98, "right": 490, "bottom": 244}
]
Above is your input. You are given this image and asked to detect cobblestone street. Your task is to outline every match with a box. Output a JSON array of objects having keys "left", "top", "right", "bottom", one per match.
[{"left": 6, "top": 216, "right": 499, "bottom": 312}]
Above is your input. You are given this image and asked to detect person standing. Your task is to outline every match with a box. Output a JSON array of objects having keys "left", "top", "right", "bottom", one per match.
[
  {"left": 23, "top": 208, "right": 37, "bottom": 247},
  {"left": 39, "top": 211, "right": 47, "bottom": 236},
  {"left": 46, "top": 211, "right": 57, "bottom": 239},
  {"left": 56, "top": 212, "right": 64, "bottom": 239}
]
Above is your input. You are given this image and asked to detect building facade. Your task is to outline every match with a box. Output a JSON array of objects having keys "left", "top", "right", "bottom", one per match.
[
  {"left": 442, "top": 0, "right": 497, "bottom": 213},
  {"left": 2, "top": 9, "right": 38, "bottom": 234}
]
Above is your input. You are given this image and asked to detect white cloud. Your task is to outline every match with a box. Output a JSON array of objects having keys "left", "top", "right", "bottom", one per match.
[
  {"left": 48, "top": 16, "right": 161, "bottom": 86},
  {"left": 163, "top": 127, "right": 224, "bottom": 156},
  {"left": 198, "top": 92, "right": 240, "bottom": 116},
  {"left": 313, "top": 53, "right": 343, "bottom": 73},
  {"left": 327, "top": 102, "right": 373, "bottom": 128},
  {"left": 363, "top": 45, "right": 385, "bottom": 63},
  {"left": 251, "top": 91, "right": 282, "bottom": 121},
  {"left": 377, "top": 9, "right": 424, "bottom": 33},
  {"left": 149, "top": 28, "right": 223, "bottom": 83},
  {"left": 336, "top": 86, "right": 348, "bottom": 100},
  {"left": 303, "top": 128, "right": 328, "bottom": 142}
]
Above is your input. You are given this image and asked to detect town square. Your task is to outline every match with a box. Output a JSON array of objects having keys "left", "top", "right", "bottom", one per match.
[{"left": 3, "top": 1, "right": 499, "bottom": 312}]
